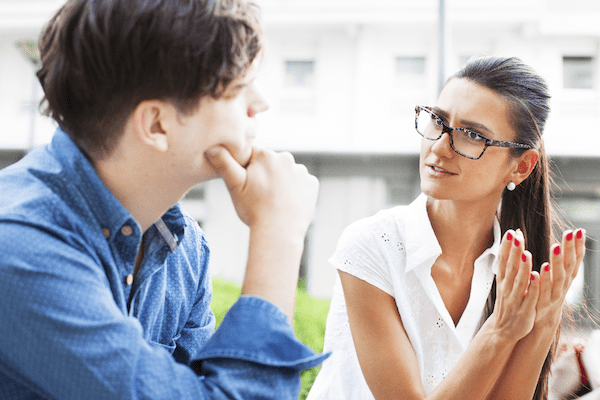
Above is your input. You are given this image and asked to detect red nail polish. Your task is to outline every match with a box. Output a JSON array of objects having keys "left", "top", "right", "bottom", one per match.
[
  {"left": 522, "top": 254, "right": 527, "bottom": 262},
  {"left": 553, "top": 246, "right": 561, "bottom": 256},
  {"left": 514, "top": 238, "right": 520, "bottom": 247},
  {"left": 576, "top": 230, "right": 583, "bottom": 240},
  {"left": 567, "top": 232, "right": 573, "bottom": 241},
  {"left": 544, "top": 264, "right": 550, "bottom": 272},
  {"left": 507, "top": 232, "right": 513, "bottom": 241},
  {"left": 530, "top": 273, "right": 536, "bottom": 281}
]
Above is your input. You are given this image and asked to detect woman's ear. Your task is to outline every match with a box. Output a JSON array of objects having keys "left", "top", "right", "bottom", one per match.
[
  {"left": 511, "top": 149, "right": 539, "bottom": 185},
  {"left": 131, "top": 100, "right": 172, "bottom": 152}
]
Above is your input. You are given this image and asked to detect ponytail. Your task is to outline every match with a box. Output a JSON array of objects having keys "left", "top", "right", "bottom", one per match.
[
  {"left": 454, "top": 55, "right": 565, "bottom": 400},
  {"left": 500, "top": 141, "right": 563, "bottom": 399}
]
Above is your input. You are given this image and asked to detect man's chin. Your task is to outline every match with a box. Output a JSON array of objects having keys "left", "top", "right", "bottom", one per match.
[{"left": 238, "top": 148, "right": 253, "bottom": 169}]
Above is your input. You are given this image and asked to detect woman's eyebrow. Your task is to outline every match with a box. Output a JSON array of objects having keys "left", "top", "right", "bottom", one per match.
[
  {"left": 432, "top": 106, "right": 494, "bottom": 136},
  {"left": 431, "top": 106, "right": 449, "bottom": 119},
  {"left": 460, "top": 119, "right": 494, "bottom": 136}
]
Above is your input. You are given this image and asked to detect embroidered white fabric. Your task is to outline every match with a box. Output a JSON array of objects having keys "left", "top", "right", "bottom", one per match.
[{"left": 308, "top": 193, "right": 501, "bottom": 399}]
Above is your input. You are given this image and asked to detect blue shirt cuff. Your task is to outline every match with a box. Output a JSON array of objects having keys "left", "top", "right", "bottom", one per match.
[{"left": 195, "top": 295, "right": 329, "bottom": 371}]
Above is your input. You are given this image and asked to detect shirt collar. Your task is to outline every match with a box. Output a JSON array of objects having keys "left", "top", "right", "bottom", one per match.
[
  {"left": 403, "top": 193, "right": 442, "bottom": 273},
  {"left": 401, "top": 193, "right": 501, "bottom": 274},
  {"left": 49, "top": 127, "right": 186, "bottom": 250}
]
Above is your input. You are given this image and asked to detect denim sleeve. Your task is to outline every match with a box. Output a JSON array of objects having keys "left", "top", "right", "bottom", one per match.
[
  {"left": 192, "top": 296, "right": 330, "bottom": 399},
  {"left": 0, "top": 221, "right": 328, "bottom": 400}
]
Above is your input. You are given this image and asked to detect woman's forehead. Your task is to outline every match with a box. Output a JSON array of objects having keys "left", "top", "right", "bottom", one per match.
[{"left": 436, "top": 78, "right": 515, "bottom": 140}]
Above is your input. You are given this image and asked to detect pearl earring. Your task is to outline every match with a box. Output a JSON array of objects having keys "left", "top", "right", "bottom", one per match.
[{"left": 507, "top": 182, "right": 516, "bottom": 191}]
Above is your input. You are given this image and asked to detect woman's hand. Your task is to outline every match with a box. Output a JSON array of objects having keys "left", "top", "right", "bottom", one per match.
[
  {"left": 490, "top": 229, "right": 540, "bottom": 342},
  {"left": 535, "top": 229, "right": 586, "bottom": 332}
]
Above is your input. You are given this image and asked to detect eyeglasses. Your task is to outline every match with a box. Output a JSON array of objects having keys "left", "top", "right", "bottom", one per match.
[{"left": 415, "top": 105, "right": 533, "bottom": 160}]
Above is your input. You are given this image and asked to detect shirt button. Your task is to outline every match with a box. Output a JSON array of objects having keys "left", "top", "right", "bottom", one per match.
[
  {"left": 121, "top": 225, "right": 133, "bottom": 236},
  {"left": 125, "top": 274, "right": 134, "bottom": 286},
  {"left": 102, "top": 228, "right": 110, "bottom": 239}
]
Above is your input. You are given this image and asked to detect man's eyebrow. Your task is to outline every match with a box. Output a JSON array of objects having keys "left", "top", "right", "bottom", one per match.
[
  {"left": 229, "top": 82, "right": 249, "bottom": 91},
  {"left": 431, "top": 106, "right": 494, "bottom": 136},
  {"left": 227, "top": 71, "right": 257, "bottom": 92}
]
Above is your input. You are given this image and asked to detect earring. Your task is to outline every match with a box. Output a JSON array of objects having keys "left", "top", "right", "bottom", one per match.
[{"left": 507, "top": 182, "right": 516, "bottom": 191}]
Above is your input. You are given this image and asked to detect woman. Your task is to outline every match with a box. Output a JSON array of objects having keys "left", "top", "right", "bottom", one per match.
[{"left": 308, "top": 56, "right": 586, "bottom": 400}]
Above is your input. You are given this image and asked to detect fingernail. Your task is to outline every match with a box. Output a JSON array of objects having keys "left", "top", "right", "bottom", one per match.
[
  {"left": 544, "top": 264, "right": 550, "bottom": 272},
  {"left": 507, "top": 232, "right": 513, "bottom": 241},
  {"left": 522, "top": 254, "right": 527, "bottom": 262},
  {"left": 567, "top": 232, "right": 573, "bottom": 241},
  {"left": 576, "top": 229, "right": 583, "bottom": 240},
  {"left": 530, "top": 273, "right": 536, "bottom": 281},
  {"left": 514, "top": 238, "right": 520, "bottom": 247},
  {"left": 553, "top": 245, "right": 561, "bottom": 256}
]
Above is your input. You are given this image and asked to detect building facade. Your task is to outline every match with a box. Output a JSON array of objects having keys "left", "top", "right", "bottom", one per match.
[{"left": 1, "top": 1, "right": 599, "bottom": 314}]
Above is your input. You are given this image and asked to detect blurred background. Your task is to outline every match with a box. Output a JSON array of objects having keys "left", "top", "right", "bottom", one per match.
[{"left": 1, "top": 0, "right": 599, "bottom": 318}]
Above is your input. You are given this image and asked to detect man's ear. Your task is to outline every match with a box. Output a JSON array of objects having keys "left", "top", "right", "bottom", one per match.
[
  {"left": 510, "top": 149, "right": 539, "bottom": 185},
  {"left": 131, "top": 100, "right": 173, "bottom": 152}
]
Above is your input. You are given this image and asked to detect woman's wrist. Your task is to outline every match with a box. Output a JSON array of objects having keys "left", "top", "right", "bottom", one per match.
[
  {"left": 528, "top": 321, "right": 559, "bottom": 344},
  {"left": 479, "top": 316, "right": 523, "bottom": 349}
]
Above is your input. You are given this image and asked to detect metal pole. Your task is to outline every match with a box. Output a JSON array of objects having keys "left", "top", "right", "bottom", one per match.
[{"left": 438, "top": 0, "right": 446, "bottom": 95}]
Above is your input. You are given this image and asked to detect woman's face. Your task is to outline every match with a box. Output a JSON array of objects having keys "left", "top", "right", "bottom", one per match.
[{"left": 420, "top": 78, "right": 521, "bottom": 205}]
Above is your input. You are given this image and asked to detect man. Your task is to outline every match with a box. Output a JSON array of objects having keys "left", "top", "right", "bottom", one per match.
[{"left": 0, "top": 0, "right": 325, "bottom": 398}]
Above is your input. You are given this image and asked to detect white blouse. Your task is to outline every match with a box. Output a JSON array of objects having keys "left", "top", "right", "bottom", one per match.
[{"left": 308, "top": 193, "right": 501, "bottom": 399}]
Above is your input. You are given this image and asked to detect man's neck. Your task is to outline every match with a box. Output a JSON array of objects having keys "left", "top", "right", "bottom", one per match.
[{"left": 92, "top": 147, "right": 187, "bottom": 234}]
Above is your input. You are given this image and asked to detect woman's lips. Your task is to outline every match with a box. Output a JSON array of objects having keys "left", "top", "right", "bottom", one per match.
[{"left": 427, "top": 164, "right": 457, "bottom": 176}]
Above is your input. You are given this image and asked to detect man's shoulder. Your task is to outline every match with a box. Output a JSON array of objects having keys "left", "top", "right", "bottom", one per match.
[{"left": 0, "top": 147, "right": 93, "bottom": 241}]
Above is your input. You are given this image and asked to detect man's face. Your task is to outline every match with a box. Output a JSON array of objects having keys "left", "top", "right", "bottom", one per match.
[{"left": 168, "top": 58, "right": 269, "bottom": 185}]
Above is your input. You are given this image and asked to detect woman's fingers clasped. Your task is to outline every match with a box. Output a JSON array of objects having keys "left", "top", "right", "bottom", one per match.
[
  {"left": 539, "top": 229, "right": 586, "bottom": 305},
  {"left": 494, "top": 229, "right": 539, "bottom": 339}
]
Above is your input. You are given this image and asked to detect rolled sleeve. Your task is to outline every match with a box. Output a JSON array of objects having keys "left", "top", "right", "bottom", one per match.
[
  {"left": 192, "top": 296, "right": 330, "bottom": 399},
  {"left": 196, "top": 296, "right": 329, "bottom": 369}
]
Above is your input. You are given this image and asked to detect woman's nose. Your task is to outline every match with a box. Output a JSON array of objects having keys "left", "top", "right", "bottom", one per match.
[{"left": 430, "top": 130, "right": 455, "bottom": 158}]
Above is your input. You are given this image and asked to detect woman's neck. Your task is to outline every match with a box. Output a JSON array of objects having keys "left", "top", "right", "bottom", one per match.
[{"left": 426, "top": 196, "right": 498, "bottom": 273}]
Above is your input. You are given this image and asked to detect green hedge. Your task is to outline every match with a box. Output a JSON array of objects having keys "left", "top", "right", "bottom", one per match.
[{"left": 210, "top": 278, "right": 331, "bottom": 400}]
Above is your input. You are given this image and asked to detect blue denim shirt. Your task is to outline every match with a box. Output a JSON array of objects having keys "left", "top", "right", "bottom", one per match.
[{"left": 0, "top": 128, "right": 327, "bottom": 399}]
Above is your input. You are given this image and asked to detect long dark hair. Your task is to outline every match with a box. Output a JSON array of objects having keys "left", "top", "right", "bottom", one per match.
[{"left": 452, "top": 55, "right": 561, "bottom": 400}]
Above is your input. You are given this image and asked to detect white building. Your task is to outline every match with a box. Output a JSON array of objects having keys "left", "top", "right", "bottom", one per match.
[{"left": 1, "top": 1, "right": 599, "bottom": 313}]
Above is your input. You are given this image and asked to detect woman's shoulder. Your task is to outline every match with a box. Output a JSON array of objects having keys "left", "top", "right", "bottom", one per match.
[{"left": 341, "top": 195, "right": 424, "bottom": 243}]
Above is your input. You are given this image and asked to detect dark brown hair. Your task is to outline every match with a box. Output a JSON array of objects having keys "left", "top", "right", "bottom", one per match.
[
  {"left": 453, "top": 55, "right": 561, "bottom": 400},
  {"left": 37, "top": 0, "right": 263, "bottom": 159}
]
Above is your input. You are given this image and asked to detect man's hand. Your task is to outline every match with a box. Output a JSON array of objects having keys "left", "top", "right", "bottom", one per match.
[
  {"left": 205, "top": 145, "right": 319, "bottom": 321},
  {"left": 205, "top": 145, "right": 318, "bottom": 236}
]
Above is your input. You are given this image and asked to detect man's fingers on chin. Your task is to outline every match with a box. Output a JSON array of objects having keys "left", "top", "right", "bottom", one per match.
[{"left": 206, "top": 146, "right": 247, "bottom": 187}]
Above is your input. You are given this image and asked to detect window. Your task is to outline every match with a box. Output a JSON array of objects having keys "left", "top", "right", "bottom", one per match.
[
  {"left": 284, "top": 60, "right": 315, "bottom": 88},
  {"left": 391, "top": 56, "right": 427, "bottom": 117},
  {"left": 281, "top": 59, "right": 316, "bottom": 114},
  {"left": 563, "top": 56, "right": 595, "bottom": 89},
  {"left": 395, "top": 56, "right": 426, "bottom": 87}
]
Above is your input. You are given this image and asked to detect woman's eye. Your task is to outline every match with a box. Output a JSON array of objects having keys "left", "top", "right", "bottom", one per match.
[
  {"left": 433, "top": 117, "right": 444, "bottom": 128},
  {"left": 466, "top": 130, "right": 484, "bottom": 141}
]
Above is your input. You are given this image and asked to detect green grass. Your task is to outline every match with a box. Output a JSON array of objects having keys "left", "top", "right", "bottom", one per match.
[{"left": 210, "top": 278, "right": 331, "bottom": 400}]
